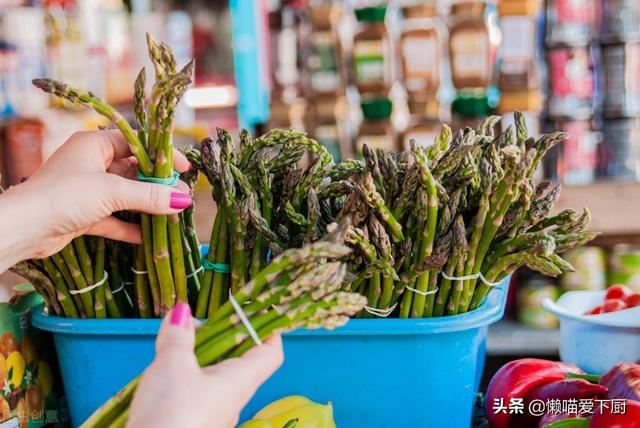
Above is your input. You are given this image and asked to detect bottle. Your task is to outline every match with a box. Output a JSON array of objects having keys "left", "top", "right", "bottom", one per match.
[
  {"left": 400, "top": 2, "right": 442, "bottom": 96},
  {"left": 357, "top": 98, "right": 397, "bottom": 154},
  {"left": 352, "top": 5, "right": 392, "bottom": 95},
  {"left": 309, "top": 96, "right": 352, "bottom": 162},
  {"left": 498, "top": 0, "right": 541, "bottom": 91},
  {"left": 451, "top": 92, "right": 492, "bottom": 131},
  {"left": 307, "top": 3, "right": 344, "bottom": 95},
  {"left": 448, "top": 2, "right": 492, "bottom": 90}
]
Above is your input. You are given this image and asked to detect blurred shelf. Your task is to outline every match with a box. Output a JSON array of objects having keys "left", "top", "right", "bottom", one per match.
[
  {"left": 487, "top": 320, "right": 559, "bottom": 356},
  {"left": 552, "top": 181, "right": 640, "bottom": 237},
  {"left": 193, "top": 188, "right": 217, "bottom": 243}
]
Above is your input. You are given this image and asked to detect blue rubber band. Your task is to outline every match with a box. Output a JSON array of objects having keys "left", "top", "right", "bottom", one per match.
[
  {"left": 137, "top": 170, "right": 181, "bottom": 187},
  {"left": 202, "top": 259, "right": 231, "bottom": 273}
]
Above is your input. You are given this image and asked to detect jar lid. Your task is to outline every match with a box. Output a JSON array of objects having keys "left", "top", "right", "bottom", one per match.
[
  {"left": 451, "top": 2, "right": 486, "bottom": 18},
  {"left": 408, "top": 96, "right": 440, "bottom": 119},
  {"left": 355, "top": 5, "right": 388, "bottom": 23},
  {"left": 452, "top": 94, "right": 492, "bottom": 118},
  {"left": 497, "top": 90, "right": 542, "bottom": 114},
  {"left": 402, "top": 3, "right": 437, "bottom": 19},
  {"left": 361, "top": 98, "right": 393, "bottom": 120}
]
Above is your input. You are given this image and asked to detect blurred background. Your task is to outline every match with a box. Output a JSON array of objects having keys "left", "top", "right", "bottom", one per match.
[{"left": 1, "top": 0, "right": 640, "bottom": 384}]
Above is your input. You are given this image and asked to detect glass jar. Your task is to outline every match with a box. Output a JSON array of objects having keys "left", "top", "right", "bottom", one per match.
[
  {"left": 353, "top": 5, "right": 393, "bottom": 95},
  {"left": 400, "top": 2, "right": 442, "bottom": 96}
]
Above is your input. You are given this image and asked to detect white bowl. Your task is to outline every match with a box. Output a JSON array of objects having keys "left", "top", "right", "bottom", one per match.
[{"left": 542, "top": 291, "right": 640, "bottom": 374}]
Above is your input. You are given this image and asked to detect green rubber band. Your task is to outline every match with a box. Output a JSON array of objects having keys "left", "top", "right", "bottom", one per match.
[
  {"left": 137, "top": 170, "right": 181, "bottom": 187},
  {"left": 202, "top": 259, "right": 231, "bottom": 273}
]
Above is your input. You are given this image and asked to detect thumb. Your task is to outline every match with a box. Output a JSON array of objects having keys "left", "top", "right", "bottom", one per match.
[
  {"left": 104, "top": 174, "right": 191, "bottom": 215},
  {"left": 155, "top": 303, "right": 197, "bottom": 364}
]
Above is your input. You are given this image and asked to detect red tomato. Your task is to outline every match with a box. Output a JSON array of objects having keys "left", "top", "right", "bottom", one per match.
[
  {"left": 624, "top": 293, "right": 640, "bottom": 308},
  {"left": 602, "top": 299, "right": 628, "bottom": 313},
  {"left": 605, "top": 284, "right": 633, "bottom": 300},
  {"left": 586, "top": 305, "right": 603, "bottom": 315}
]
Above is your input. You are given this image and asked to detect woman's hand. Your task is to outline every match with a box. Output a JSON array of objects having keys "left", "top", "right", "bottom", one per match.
[
  {"left": 128, "top": 303, "right": 284, "bottom": 428},
  {"left": 0, "top": 129, "right": 191, "bottom": 272}
]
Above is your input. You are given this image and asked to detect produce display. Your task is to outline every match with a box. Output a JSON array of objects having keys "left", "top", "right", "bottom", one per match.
[
  {"left": 486, "top": 359, "right": 640, "bottom": 428},
  {"left": 239, "top": 395, "right": 336, "bottom": 428},
  {"left": 585, "top": 284, "right": 640, "bottom": 315},
  {"left": 8, "top": 32, "right": 596, "bottom": 321},
  {"left": 188, "top": 113, "right": 596, "bottom": 319}
]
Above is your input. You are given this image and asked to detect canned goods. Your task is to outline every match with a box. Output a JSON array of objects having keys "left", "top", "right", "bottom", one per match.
[
  {"left": 609, "top": 244, "right": 640, "bottom": 293},
  {"left": 602, "top": 0, "right": 640, "bottom": 42},
  {"left": 601, "top": 117, "right": 640, "bottom": 180},
  {"left": 545, "top": 0, "right": 599, "bottom": 46},
  {"left": 517, "top": 277, "right": 560, "bottom": 329},
  {"left": 546, "top": 45, "right": 596, "bottom": 119},
  {"left": 560, "top": 247, "right": 607, "bottom": 291},
  {"left": 601, "top": 42, "right": 640, "bottom": 117}
]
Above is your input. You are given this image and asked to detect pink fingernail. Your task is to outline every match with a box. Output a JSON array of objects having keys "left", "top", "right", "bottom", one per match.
[
  {"left": 170, "top": 302, "right": 191, "bottom": 327},
  {"left": 170, "top": 192, "right": 191, "bottom": 209}
]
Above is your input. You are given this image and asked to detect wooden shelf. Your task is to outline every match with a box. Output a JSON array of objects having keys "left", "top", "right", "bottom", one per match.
[
  {"left": 487, "top": 320, "right": 560, "bottom": 356},
  {"left": 552, "top": 181, "right": 640, "bottom": 237}
]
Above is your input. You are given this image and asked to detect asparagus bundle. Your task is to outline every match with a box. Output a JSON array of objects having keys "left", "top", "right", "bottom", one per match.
[
  {"left": 325, "top": 113, "right": 597, "bottom": 317},
  {"left": 191, "top": 128, "right": 335, "bottom": 317},
  {"left": 32, "top": 34, "right": 199, "bottom": 316},
  {"left": 189, "top": 113, "right": 596, "bottom": 319},
  {"left": 82, "top": 239, "right": 365, "bottom": 428}
]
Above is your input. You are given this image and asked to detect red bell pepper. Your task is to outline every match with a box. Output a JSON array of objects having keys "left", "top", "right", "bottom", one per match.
[
  {"left": 513, "top": 379, "right": 608, "bottom": 426},
  {"left": 591, "top": 399, "right": 640, "bottom": 428},
  {"left": 600, "top": 363, "right": 640, "bottom": 401},
  {"left": 528, "top": 378, "right": 609, "bottom": 402},
  {"left": 485, "top": 358, "right": 584, "bottom": 428}
]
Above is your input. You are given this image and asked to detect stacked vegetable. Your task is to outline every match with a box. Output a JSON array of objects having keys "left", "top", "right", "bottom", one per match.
[
  {"left": 82, "top": 237, "right": 366, "bottom": 428},
  {"left": 29, "top": 34, "right": 202, "bottom": 317},
  {"left": 189, "top": 128, "right": 335, "bottom": 317},
  {"left": 187, "top": 114, "right": 596, "bottom": 318},
  {"left": 9, "top": 236, "right": 133, "bottom": 319}
]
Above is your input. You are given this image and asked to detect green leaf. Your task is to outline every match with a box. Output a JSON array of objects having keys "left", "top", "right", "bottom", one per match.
[
  {"left": 7, "top": 366, "right": 12, "bottom": 380},
  {"left": 542, "top": 418, "right": 589, "bottom": 428},
  {"left": 566, "top": 372, "right": 601, "bottom": 383}
]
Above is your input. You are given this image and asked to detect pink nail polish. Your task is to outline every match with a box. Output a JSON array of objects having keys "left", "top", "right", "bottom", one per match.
[
  {"left": 170, "top": 192, "right": 191, "bottom": 209},
  {"left": 170, "top": 302, "right": 191, "bottom": 327}
]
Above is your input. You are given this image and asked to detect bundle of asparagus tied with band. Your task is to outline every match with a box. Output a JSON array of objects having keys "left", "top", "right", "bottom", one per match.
[
  {"left": 328, "top": 113, "right": 597, "bottom": 317},
  {"left": 82, "top": 237, "right": 366, "bottom": 428},
  {"left": 10, "top": 236, "right": 135, "bottom": 319},
  {"left": 187, "top": 113, "right": 596, "bottom": 319},
  {"left": 189, "top": 128, "right": 335, "bottom": 317},
  {"left": 31, "top": 34, "right": 201, "bottom": 317}
]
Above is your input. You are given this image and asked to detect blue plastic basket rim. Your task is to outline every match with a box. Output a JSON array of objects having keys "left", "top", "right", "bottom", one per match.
[{"left": 31, "top": 277, "right": 509, "bottom": 336}]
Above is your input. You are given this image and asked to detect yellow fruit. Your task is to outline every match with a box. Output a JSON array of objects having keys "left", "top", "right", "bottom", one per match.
[
  {"left": 0, "top": 333, "right": 17, "bottom": 358},
  {"left": 15, "top": 397, "right": 27, "bottom": 428},
  {"left": 266, "top": 402, "right": 335, "bottom": 428},
  {"left": 19, "top": 336, "right": 37, "bottom": 364},
  {"left": 0, "top": 354, "right": 7, "bottom": 385},
  {"left": 6, "top": 351, "right": 25, "bottom": 388},
  {"left": 37, "top": 361, "right": 53, "bottom": 397},
  {"left": 238, "top": 420, "right": 274, "bottom": 428},
  {"left": 26, "top": 385, "right": 44, "bottom": 421},
  {"left": 254, "top": 395, "right": 314, "bottom": 420},
  {"left": 0, "top": 397, "right": 10, "bottom": 421}
]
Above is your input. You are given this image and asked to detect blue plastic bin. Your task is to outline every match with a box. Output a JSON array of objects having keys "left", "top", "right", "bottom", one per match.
[{"left": 32, "top": 277, "right": 509, "bottom": 428}]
